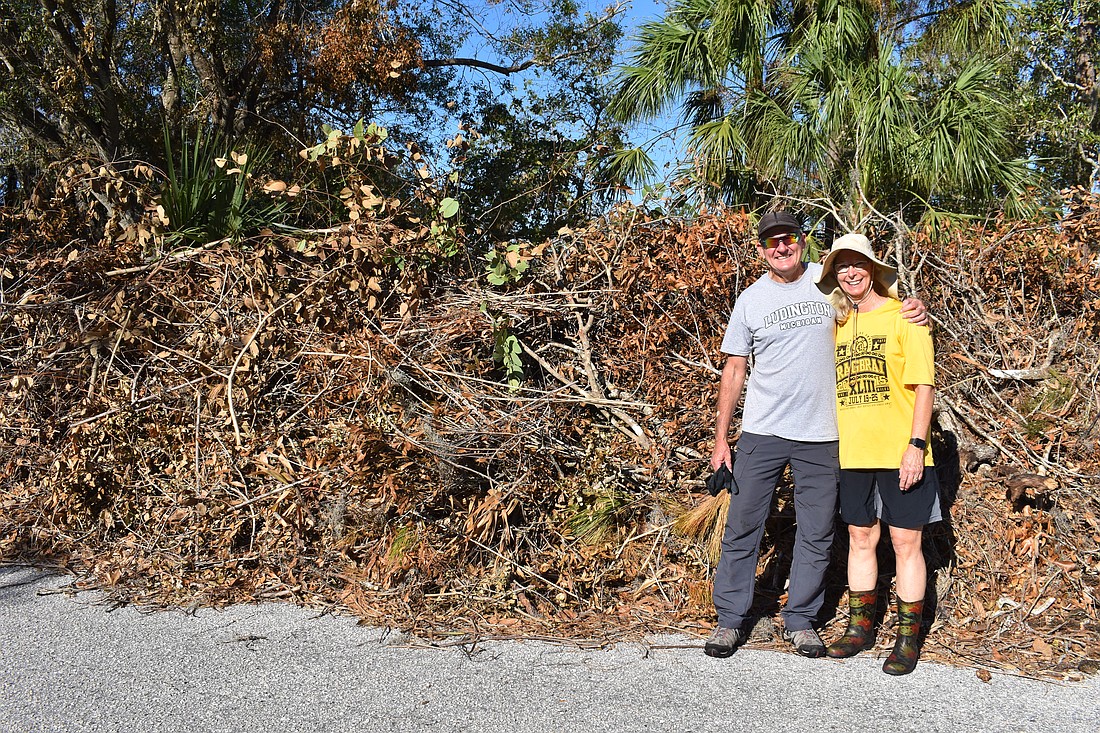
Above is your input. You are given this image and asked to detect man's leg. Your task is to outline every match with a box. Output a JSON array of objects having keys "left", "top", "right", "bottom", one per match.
[
  {"left": 782, "top": 439, "right": 839, "bottom": 631},
  {"left": 712, "top": 433, "right": 789, "bottom": 629}
]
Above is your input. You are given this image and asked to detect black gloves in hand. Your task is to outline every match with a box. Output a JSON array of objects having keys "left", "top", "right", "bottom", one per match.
[{"left": 705, "top": 464, "right": 737, "bottom": 496}]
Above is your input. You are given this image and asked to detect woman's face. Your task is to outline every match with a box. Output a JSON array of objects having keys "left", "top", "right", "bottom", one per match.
[{"left": 832, "top": 251, "right": 874, "bottom": 301}]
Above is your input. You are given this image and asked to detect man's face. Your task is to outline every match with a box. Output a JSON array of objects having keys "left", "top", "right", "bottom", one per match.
[{"left": 757, "top": 231, "right": 806, "bottom": 281}]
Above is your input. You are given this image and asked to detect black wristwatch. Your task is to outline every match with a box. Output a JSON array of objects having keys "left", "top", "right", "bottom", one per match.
[{"left": 908, "top": 437, "right": 927, "bottom": 450}]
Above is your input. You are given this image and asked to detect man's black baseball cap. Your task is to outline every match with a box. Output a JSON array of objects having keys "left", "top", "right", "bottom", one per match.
[{"left": 757, "top": 211, "right": 802, "bottom": 240}]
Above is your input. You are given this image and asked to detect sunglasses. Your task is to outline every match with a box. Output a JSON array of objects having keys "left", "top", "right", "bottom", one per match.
[{"left": 760, "top": 233, "right": 799, "bottom": 249}]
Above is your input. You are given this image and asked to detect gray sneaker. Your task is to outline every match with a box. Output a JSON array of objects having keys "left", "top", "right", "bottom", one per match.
[
  {"left": 704, "top": 626, "right": 746, "bottom": 658},
  {"left": 782, "top": 627, "right": 825, "bottom": 658}
]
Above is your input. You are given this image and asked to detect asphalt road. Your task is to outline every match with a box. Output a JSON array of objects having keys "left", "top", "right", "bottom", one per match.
[{"left": 2, "top": 566, "right": 1097, "bottom": 733}]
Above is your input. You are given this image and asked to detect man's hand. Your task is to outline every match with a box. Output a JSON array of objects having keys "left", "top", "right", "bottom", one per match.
[
  {"left": 711, "top": 440, "right": 732, "bottom": 472},
  {"left": 900, "top": 297, "right": 929, "bottom": 326},
  {"left": 705, "top": 464, "right": 737, "bottom": 496}
]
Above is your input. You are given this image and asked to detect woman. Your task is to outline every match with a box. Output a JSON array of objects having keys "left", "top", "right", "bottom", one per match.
[{"left": 814, "top": 233, "right": 940, "bottom": 676}]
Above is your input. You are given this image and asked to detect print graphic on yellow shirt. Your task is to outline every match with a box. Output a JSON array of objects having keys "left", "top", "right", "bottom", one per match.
[
  {"left": 836, "top": 334, "right": 889, "bottom": 408},
  {"left": 834, "top": 299, "right": 935, "bottom": 469}
]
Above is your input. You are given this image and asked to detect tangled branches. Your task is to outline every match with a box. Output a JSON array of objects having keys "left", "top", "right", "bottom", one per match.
[{"left": 1, "top": 193, "right": 1098, "bottom": 679}]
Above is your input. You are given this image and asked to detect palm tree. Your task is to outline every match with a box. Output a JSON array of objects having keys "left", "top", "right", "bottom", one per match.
[{"left": 608, "top": 0, "right": 1032, "bottom": 232}]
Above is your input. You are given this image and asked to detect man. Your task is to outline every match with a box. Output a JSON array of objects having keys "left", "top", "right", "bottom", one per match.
[{"left": 705, "top": 212, "right": 927, "bottom": 658}]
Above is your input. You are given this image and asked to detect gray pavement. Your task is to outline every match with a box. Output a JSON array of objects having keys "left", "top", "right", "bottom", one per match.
[{"left": 2, "top": 566, "right": 1097, "bottom": 732}]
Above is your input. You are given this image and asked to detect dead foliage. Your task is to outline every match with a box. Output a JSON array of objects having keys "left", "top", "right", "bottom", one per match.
[{"left": 1, "top": 187, "right": 1098, "bottom": 681}]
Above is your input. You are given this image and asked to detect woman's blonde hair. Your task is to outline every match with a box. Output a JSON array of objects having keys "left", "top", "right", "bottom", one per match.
[{"left": 827, "top": 271, "right": 898, "bottom": 325}]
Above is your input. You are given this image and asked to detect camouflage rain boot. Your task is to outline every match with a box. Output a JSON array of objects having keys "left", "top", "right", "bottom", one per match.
[
  {"left": 882, "top": 598, "right": 924, "bottom": 676},
  {"left": 825, "top": 588, "right": 877, "bottom": 659}
]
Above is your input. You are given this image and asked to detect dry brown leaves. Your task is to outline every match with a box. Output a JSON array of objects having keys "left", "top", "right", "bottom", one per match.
[{"left": 1, "top": 193, "right": 1098, "bottom": 680}]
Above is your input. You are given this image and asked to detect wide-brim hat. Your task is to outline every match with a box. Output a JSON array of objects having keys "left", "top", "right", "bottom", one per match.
[{"left": 814, "top": 232, "right": 899, "bottom": 300}]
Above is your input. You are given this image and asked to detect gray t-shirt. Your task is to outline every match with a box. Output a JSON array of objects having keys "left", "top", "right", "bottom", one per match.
[{"left": 720, "top": 262, "right": 838, "bottom": 441}]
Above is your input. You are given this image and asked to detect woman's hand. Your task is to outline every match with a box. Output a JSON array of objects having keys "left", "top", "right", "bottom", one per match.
[{"left": 899, "top": 446, "right": 925, "bottom": 491}]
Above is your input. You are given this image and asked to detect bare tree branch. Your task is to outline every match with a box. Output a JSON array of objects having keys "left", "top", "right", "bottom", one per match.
[{"left": 421, "top": 56, "right": 540, "bottom": 75}]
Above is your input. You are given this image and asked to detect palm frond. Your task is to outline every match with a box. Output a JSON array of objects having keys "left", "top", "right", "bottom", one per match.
[
  {"left": 740, "top": 85, "right": 827, "bottom": 193},
  {"left": 594, "top": 147, "right": 659, "bottom": 190},
  {"left": 915, "top": 56, "right": 1030, "bottom": 200},
  {"left": 672, "top": 492, "right": 730, "bottom": 564},
  {"left": 708, "top": 0, "right": 772, "bottom": 84},
  {"left": 853, "top": 41, "right": 918, "bottom": 194},
  {"left": 687, "top": 114, "right": 749, "bottom": 185},
  {"left": 609, "top": 11, "right": 723, "bottom": 122},
  {"left": 683, "top": 87, "right": 730, "bottom": 127},
  {"left": 919, "top": 0, "right": 1015, "bottom": 56},
  {"left": 610, "top": 0, "right": 1035, "bottom": 219},
  {"left": 565, "top": 490, "right": 633, "bottom": 545}
]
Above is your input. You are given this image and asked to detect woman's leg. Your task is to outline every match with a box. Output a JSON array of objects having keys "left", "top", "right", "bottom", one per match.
[
  {"left": 889, "top": 526, "right": 925, "bottom": 602},
  {"left": 883, "top": 524, "right": 926, "bottom": 675},
  {"left": 847, "top": 522, "right": 880, "bottom": 591},
  {"left": 826, "top": 522, "right": 881, "bottom": 659}
]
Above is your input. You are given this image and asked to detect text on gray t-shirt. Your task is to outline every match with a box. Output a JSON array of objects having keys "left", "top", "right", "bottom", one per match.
[{"left": 720, "top": 262, "right": 838, "bottom": 441}]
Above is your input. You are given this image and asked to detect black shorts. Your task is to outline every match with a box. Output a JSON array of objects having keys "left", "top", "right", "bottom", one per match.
[{"left": 838, "top": 466, "right": 940, "bottom": 530}]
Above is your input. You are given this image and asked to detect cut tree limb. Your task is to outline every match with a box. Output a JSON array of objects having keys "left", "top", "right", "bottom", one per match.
[{"left": 519, "top": 338, "right": 652, "bottom": 451}]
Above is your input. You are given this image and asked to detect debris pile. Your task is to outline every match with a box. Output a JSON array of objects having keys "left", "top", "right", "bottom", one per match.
[{"left": 2, "top": 187, "right": 1098, "bottom": 679}]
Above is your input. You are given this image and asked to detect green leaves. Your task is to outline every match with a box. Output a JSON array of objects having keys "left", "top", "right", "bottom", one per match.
[
  {"left": 492, "top": 328, "right": 525, "bottom": 391},
  {"left": 610, "top": 0, "right": 1036, "bottom": 228},
  {"left": 481, "top": 302, "right": 525, "bottom": 391},
  {"left": 918, "top": 0, "right": 1016, "bottom": 56},
  {"left": 597, "top": 148, "right": 658, "bottom": 190},
  {"left": 688, "top": 116, "right": 749, "bottom": 181},
  {"left": 1010, "top": 0, "right": 1099, "bottom": 189},
  {"left": 914, "top": 55, "right": 1028, "bottom": 208},
  {"left": 439, "top": 197, "right": 459, "bottom": 219},
  {"left": 158, "top": 125, "right": 284, "bottom": 247},
  {"left": 301, "top": 121, "right": 389, "bottom": 163},
  {"left": 485, "top": 243, "right": 531, "bottom": 286},
  {"left": 609, "top": 9, "right": 721, "bottom": 122}
]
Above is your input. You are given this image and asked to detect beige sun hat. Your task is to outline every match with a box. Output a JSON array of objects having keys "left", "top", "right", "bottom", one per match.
[{"left": 814, "top": 232, "right": 899, "bottom": 301}]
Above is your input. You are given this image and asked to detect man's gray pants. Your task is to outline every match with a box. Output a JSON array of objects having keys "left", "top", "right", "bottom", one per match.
[{"left": 712, "top": 433, "right": 839, "bottom": 631}]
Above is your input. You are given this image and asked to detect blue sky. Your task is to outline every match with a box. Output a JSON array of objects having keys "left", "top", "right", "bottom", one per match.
[
  {"left": 452, "top": 0, "right": 685, "bottom": 181},
  {"left": 613, "top": 0, "right": 686, "bottom": 184}
]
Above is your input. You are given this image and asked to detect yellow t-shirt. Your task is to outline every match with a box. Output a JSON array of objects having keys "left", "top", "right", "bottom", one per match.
[{"left": 834, "top": 299, "right": 934, "bottom": 469}]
